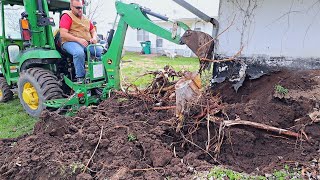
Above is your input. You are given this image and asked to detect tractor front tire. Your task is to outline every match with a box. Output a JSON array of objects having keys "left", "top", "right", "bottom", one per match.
[
  {"left": 0, "top": 77, "right": 13, "bottom": 102},
  {"left": 18, "top": 68, "right": 63, "bottom": 117}
]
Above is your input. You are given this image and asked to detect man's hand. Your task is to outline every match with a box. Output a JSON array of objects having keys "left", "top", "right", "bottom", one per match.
[
  {"left": 78, "top": 38, "right": 89, "bottom": 47},
  {"left": 90, "top": 38, "right": 98, "bottom": 44}
]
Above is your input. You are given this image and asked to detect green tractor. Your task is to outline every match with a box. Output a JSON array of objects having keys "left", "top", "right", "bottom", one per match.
[
  {"left": 0, "top": 0, "right": 109, "bottom": 116},
  {"left": 0, "top": 0, "right": 72, "bottom": 116},
  {"left": 0, "top": 0, "right": 215, "bottom": 117}
]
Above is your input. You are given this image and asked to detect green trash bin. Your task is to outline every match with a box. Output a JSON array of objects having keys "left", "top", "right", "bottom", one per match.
[{"left": 140, "top": 41, "right": 151, "bottom": 54}]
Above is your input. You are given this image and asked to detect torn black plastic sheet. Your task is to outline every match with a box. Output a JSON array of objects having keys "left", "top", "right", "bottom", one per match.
[{"left": 211, "top": 60, "right": 279, "bottom": 91}]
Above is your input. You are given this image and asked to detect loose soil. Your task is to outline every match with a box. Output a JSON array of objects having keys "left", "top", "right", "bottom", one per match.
[{"left": 1, "top": 70, "right": 320, "bottom": 180}]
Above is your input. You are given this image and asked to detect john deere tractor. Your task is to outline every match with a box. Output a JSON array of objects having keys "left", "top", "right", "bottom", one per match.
[
  {"left": 0, "top": 0, "right": 216, "bottom": 117},
  {"left": 0, "top": 0, "right": 73, "bottom": 116}
]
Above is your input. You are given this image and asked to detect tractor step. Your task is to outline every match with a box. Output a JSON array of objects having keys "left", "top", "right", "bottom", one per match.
[{"left": 45, "top": 98, "right": 70, "bottom": 109}]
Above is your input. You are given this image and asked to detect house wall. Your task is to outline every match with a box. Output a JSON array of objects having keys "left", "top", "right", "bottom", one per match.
[
  {"left": 218, "top": 0, "right": 320, "bottom": 68},
  {"left": 95, "top": 0, "right": 220, "bottom": 38}
]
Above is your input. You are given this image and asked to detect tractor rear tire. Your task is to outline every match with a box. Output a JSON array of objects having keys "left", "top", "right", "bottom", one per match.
[
  {"left": 0, "top": 77, "right": 13, "bottom": 102},
  {"left": 18, "top": 68, "right": 63, "bottom": 117}
]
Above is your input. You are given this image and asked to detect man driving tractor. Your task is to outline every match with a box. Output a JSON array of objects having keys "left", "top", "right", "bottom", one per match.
[
  {"left": 0, "top": 0, "right": 217, "bottom": 117},
  {"left": 59, "top": 0, "right": 103, "bottom": 82}
]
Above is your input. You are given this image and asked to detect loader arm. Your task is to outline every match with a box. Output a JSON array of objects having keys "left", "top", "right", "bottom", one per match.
[{"left": 101, "top": 1, "right": 191, "bottom": 92}]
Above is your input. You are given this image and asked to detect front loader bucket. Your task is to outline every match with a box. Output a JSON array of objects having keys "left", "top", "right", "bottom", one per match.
[{"left": 181, "top": 30, "right": 215, "bottom": 73}]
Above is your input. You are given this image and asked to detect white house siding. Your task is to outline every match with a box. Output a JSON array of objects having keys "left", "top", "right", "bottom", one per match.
[
  {"left": 95, "top": 0, "right": 220, "bottom": 57},
  {"left": 218, "top": 0, "right": 320, "bottom": 68},
  {"left": 123, "top": 27, "right": 148, "bottom": 52},
  {"left": 95, "top": 0, "right": 220, "bottom": 35},
  {"left": 123, "top": 19, "right": 214, "bottom": 57}
]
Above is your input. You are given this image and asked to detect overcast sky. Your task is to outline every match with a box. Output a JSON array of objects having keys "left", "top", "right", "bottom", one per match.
[{"left": 90, "top": 0, "right": 220, "bottom": 35}]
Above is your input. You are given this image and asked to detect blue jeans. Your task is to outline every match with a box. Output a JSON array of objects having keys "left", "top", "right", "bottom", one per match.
[{"left": 62, "top": 42, "right": 103, "bottom": 78}]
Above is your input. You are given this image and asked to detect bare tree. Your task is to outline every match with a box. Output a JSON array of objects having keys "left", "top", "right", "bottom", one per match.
[
  {"left": 86, "top": 0, "right": 104, "bottom": 22},
  {"left": 230, "top": 0, "right": 258, "bottom": 49}
]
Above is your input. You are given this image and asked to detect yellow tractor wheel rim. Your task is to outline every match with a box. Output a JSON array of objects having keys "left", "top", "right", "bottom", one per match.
[
  {"left": 0, "top": 89, "right": 3, "bottom": 98},
  {"left": 22, "top": 82, "right": 39, "bottom": 110}
]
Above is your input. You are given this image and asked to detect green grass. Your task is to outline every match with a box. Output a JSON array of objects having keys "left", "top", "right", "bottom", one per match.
[
  {"left": 207, "top": 165, "right": 302, "bottom": 180},
  {"left": 121, "top": 52, "right": 200, "bottom": 88},
  {"left": 274, "top": 84, "right": 289, "bottom": 96},
  {"left": 207, "top": 166, "right": 265, "bottom": 180},
  {"left": 0, "top": 95, "right": 37, "bottom": 138}
]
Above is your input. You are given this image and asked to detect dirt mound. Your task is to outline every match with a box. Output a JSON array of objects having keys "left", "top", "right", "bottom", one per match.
[
  {"left": 1, "top": 70, "right": 320, "bottom": 179},
  {"left": 214, "top": 70, "right": 320, "bottom": 173}
]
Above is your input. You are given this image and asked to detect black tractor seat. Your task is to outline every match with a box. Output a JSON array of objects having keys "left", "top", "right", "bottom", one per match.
[{"left": 54, "top": 30, "right": 73, "bottom": 59}]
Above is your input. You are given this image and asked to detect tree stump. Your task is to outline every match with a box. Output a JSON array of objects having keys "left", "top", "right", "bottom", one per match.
[{"left": 175, "top": 72, "right": 202, "bottom": 120}]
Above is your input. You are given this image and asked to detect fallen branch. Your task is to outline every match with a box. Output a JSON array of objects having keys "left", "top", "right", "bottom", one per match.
[
  {"left": 222, "top": 120, "right": 301, "bottom": 138},
  {"left": 214, "top": 121, "right": 224, "bottom": 157},
  {"left": 147, "top": 85, "right": 175, "bottom": 94},
  {"left": 193, "top": 107, "right": 208, "bottom": 120},
  {"left": 106, "top": 125, "right": 130, "bottom": 133},
  {"left": 153, "top": 106, "right": 176, "bottom": 110},
  {"left": 192, "top": 102, "right": 221, "bottom": 120},
  {"left": 196, "top": 15, "right": 236, "bottom": 57},
  {"left": 200, "top": 46, "right": 244, "bottom": 63},
  {"left": 266, "top": 134, "right": 290, "bottom": 140},
  {"left": 130, "top": 167, "right": 164, "bottom": 172},
  {"left": 179, "top": 131, "right": 215, "bottom": 160},
  {"left": 300, "top": 129, "right": 310, "bottom": 141},
  {"left": 206, "top": 112, "right": 211, "bottom": 152},
  {"left": 83, "top": 126, "right": 104, "bottom": 173}
]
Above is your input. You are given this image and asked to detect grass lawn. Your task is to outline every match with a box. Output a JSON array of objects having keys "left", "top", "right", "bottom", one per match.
[
  {"left": 0, "top": 95, "right": 37, "bottom": 138},
  {"left": 121, "top": 52, "right": 200, "bottom": 88},
  {"left": 0, "top": 52, "right": 201, "bottom": 139}
]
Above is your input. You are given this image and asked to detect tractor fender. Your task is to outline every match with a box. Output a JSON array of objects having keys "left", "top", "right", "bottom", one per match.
[{"left": 18, "top": 49, "right": 61, "bottom": 71}]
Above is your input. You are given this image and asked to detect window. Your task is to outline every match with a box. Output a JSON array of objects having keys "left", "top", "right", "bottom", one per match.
[
  {"left": 156, "top": 36, "right": 163, "bottom": 47},
  {"left": 194, "top": 27, "right": 201, "bottom": 31},
  {"left": 137, "top": 29, "right": 149, "bottom": 41},
  {"left": 1, "top": 5, "right": 25, "bottom": 39}
]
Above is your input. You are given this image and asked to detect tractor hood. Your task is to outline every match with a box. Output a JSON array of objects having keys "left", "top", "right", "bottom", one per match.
[{"left": 3, "top": 0, "right": 70, "bottom": 11}]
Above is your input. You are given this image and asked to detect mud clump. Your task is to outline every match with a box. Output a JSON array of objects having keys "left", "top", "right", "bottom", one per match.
[{"left": 0, "top": 70, "right": 320, "bottom": 179}]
